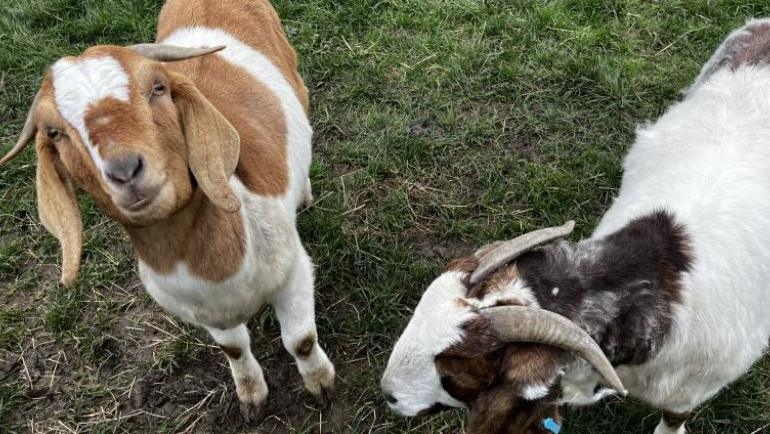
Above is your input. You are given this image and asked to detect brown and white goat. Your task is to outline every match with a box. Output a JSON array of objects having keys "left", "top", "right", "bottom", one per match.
[
  {"left": 1, "top": 0, "right": 334, "bottom": 419},
  {"left": 382, "top": 18, "right": 770, "bottom": 434}
]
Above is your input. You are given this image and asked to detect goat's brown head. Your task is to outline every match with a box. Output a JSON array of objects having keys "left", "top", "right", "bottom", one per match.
[
  {"left": 381, "top": 222, "right": 625, "bottom": 434},
  {"left": 1, "top": 44, "right": 241, "bottom": 286}
]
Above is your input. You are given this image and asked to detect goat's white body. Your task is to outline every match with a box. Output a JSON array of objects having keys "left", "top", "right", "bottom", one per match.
[
  {"left": 139, "top": 178, "right": 300, "bottom": 328},
  {"left": 139, "top": 25, "right": 333, "bottom": 406},
  {"left": 138, "top": 27, "right": 312, "bottom": 329},
  {"left": 561, "top": 65, "right": 770, "bottom": 412}
]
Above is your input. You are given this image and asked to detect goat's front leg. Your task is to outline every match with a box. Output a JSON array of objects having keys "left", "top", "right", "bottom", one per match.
[
  {"left": 300, "top": 178, "right": 314, "bottom": 209},
  {"left": 270, "top": 245, "right": 335, "bottom": 405},
  {"left": 653, "top": 410, "right": 691, "bottom": 434},
  {"left": 206, "top": 324, "right": 268, "bottom": 421}
]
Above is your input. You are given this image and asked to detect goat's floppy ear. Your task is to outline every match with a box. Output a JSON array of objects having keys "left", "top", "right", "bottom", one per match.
[
  {"left": 36, "top": 141, "right": 83, "bottom": 287},
  {"left": 170, "top": 72, "right": 241, "bottom": 212}
]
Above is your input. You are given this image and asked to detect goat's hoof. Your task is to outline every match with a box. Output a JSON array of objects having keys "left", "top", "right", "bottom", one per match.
[
  {"left": 303, "top": 363, "right": 336, "bottom": 405},
  {"left": 320, "top": 383, "right": 335, "bottom": 408},
  {"left": 239, "top": 400, "right": 267, "bottom": 425}
]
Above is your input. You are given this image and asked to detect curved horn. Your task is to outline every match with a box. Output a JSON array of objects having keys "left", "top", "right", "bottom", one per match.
[
  {"left": 482, "top": 305, "right": 626, "bottom": 395},
  {"left": 469, "top": 221, "right": 575, "bottom": 286},
  {"left": 128, "top": 44, "right": 226, "bottom": 62},
  {"left": 1, "top": 90, "right": 42, "bottom": 165}
]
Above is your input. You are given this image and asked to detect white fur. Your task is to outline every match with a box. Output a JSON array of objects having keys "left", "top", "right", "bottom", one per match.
[
  {"left": 653, "top": 420, "right": 686, "bottom": 434},
  {"left": 385, "top": 20, "right": 770, "bottom": 432},
  {"left": 382, "top": 268, "right": 543, "bottom": 415},
  {"left": 381, "top": 271, "right": 475, "bottom": 416},
  {"left": 51, "top": 56, "right": 129, "bottom": 173},
  {"left": 161, "top": 27, "right": 312, "bottom": 209},
  {"left": 472, "top": 277, "right": 541, "bottom": 309},
  {"left": 136, "top": 26, "right": 330, "bottom": 406},
  {"left": 522, "top": 384, "right": 550, "bottom": 401},
  {"left": 555, "top": 21, "right": 770, "bottom": 432},
  {"left": 205, "top": 324, "right": 267, "bottom": 404}
]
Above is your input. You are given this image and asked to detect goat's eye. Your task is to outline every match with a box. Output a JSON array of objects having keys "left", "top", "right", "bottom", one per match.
[
  {"left": 46, "top": 128, "right": 62, "bottom": 141},
  {"left": 151, "top": 82, "right": 167, "bottom": 97}
]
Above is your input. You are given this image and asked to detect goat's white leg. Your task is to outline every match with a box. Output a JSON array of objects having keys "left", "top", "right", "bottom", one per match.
[
  {"left": 206, "top": 324, "right": 268, "bottom": 421},
  {"left": 300, "top": 178, "right": 313, "bottom": 209},
  {"left": 270, "top": 245, "right": 335, "bottom": 404},
  {"left": 653, "top": 410, "right": 691, "bottom": 434}
]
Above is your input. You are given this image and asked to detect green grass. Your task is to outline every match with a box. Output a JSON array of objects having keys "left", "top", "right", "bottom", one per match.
[{"left": 2, "top": 0, "right": 770, "bottom": 433}]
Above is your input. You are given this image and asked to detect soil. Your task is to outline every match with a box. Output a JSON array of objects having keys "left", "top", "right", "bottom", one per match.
[{"left": 1, "top": 284, "right": 379, "bottom": 434}]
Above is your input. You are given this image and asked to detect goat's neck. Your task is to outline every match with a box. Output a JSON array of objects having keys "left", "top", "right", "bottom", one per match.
[
  {"left": 517, "top": 210, "right": 692, "bottom": 366},
  {"left": 125, "top": 190, "right": 245, "bottom": 279}
]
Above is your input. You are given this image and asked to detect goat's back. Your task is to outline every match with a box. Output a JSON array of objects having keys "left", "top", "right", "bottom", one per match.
[{"left": 592, "top": 63, "right": 770, "bottom": 410}]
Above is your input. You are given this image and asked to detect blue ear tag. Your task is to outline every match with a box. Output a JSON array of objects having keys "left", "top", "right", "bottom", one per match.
[{"left": 542, "top": 417, "right": 561, "bottom": 434}]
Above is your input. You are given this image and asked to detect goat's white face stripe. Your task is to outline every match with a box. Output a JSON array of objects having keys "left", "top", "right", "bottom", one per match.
[
  {"left": 381, "top": 271, "right": 473, "bottom": 415},
  {"left": 51, "top": 55, "right": 130, "bottom": 172}
]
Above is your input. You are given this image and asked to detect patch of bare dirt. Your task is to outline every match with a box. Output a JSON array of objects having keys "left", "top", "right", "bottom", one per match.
[{"left": 2, "top": 278, "right": 382, "bottom": 434}]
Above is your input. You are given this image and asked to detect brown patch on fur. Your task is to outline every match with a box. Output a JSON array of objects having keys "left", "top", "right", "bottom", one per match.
[
  {"left": 438, "top": 339, "right": 566, "bottom": 433},
  {"left": 221, "top": 345, "right": 242, "bottom": 359},
  {"left": 436, "top": 349, "right": 504, "bottom": 403},
  {"left": 437, "top": 312, "right": 568, "bottom": 433},
  {"left": 467, "top": 263, "right": 519, "bottom": 300},
  {"left": 294, "top": 333, "right": 316, "bottom": 358},
  {"left": 498, "top": 344, "right": 568, "bottom": 386},
  {"left": 169, "top": 55, "right": 290, "bottom": 196},
  {"left": 127, "top": 190, "right": 245, "bottom": 281},
  {"left": 468, "top": 384, "right": 561, "bottom": 434},
  {"left": 723, "top": 22, "right": 770, "bottom": 70},
  {"left": 662, "top": 410, "right": 691, "bottom": 429},
  {"left": 443, "top": 315, "right": 500, "bottom": 359},
  {"left": 446, "top": 255, "right": 478, "bottom": 273},
  {"left": 156, "top": 0, "right": 308, "bottom": 112}
]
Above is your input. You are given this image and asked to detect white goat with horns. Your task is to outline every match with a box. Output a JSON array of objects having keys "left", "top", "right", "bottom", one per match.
[{"left": 382, "top": 18, "right": 770, "bottom": 434}]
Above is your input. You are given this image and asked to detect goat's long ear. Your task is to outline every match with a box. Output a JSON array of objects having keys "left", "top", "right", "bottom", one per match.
[
  {"left": 36, "top": 141, "right": 83, "bottom": 287},
  {"left": 170, "top": 72, "right": 241, "bottom": 212}
]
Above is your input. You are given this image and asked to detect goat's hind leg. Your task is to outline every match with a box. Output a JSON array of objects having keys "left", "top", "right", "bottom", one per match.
[
  {"left": 206, "top": 324, "right": 268, "bottom": 422},
  {"left": 653, "top": 410, "right": 691, "bottom": 434},
  {"left": 271, "top": 245, "right": 335, "bottom": 405}
]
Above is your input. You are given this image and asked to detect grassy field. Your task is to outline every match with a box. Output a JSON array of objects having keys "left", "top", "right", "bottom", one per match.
[{"left": 2, "top": 0, "right": 770, "bottom": 433}]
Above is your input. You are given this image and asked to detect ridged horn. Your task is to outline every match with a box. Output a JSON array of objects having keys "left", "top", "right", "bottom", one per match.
[
  {"left": 482, "top": 305, "right": 627, "bottom": 395},
  {"left": 469, "top": 221, "right": 575, "bottom": 286},
  {"left": 128, "top": 44, "right": 225, "bottom": 61}
]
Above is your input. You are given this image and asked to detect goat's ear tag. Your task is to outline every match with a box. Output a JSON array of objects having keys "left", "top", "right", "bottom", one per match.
[{"left": 542, "top": 417, "right": 561, "bottom": 434}]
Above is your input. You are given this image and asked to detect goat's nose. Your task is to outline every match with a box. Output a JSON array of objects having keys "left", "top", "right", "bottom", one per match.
[
  {"left": 105, "top": 154, "right": 145, "bottom": 185},
  {"left": 384, "top": 392, "right": 398, "bottom": 404}
]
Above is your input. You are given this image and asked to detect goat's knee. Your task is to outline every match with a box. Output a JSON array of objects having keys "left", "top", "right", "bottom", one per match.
[
  {"left": 653, "top": 410, "right": 690, "bottom": 434},
  {"left": 206, "top": 324, "right": 268, "bottom": 407}
]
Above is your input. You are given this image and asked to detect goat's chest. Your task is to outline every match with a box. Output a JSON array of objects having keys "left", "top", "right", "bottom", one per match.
[{"left": 139, "top": 185, "right": 299, "bottom": 329}]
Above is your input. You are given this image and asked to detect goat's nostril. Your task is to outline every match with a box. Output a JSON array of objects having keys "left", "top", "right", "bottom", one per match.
[
  {"left": 384, "top": 392, "right": 398, "bottom": 404},
  {"left": 105, "top": 154, "right": 145, "bottom": 185}
]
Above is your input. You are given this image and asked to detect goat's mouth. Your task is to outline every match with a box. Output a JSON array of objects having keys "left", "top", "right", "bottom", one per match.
[{"left": 120, "top": 184, "right": 162, "bottom": 213}]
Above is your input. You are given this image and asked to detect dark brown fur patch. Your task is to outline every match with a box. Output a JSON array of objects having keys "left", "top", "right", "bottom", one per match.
[
  {"left": 517, "top": 210, "right": 692, "bottom": 365},
  {"left": 468, "top": 384, "right": 561, "bottom": 434},
  {"left": 663, "top": 410, "right": 691, "bottom": 429},
  {"left": 720, "top": 22, "right": 770, "bottom": 71},
  {"left": 220, "top": 345, "right": 242, "bottom": 359},
  {"left": 294, "top": 333, "right": 316, "bottom": 358}
]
